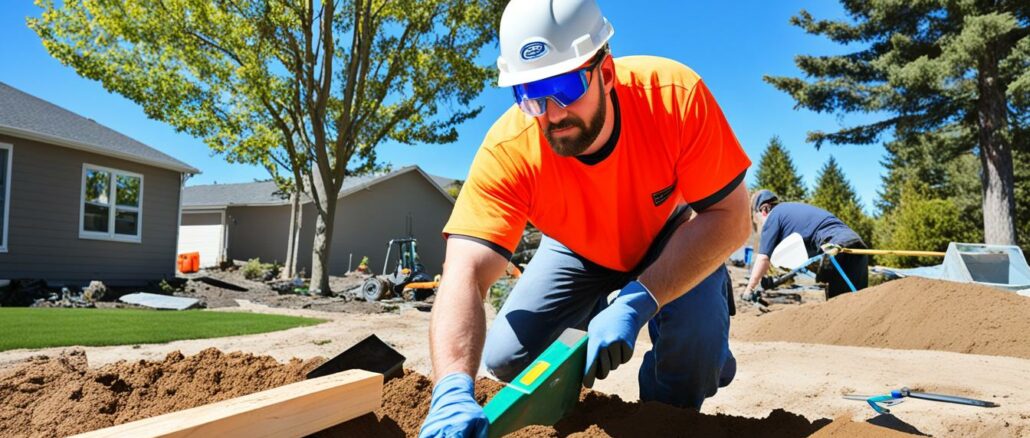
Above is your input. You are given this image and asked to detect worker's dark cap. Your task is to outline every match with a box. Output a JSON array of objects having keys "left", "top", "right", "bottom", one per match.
[{"left": 752, "top": 189, "right": 779, "bottom": 212}]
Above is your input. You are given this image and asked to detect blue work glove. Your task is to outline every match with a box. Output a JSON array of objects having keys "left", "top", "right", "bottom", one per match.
[
  {"left": 583, "top": 280, "right": 659, "bottom": 388},
  {"left": 418, "top": 372, "right": 488, "bottom": 438}
]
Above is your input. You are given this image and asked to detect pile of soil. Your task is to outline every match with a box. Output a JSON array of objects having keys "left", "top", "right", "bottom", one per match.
[
  {"left": 1, "top": 349, "right": 916, "bottom": 438},
  {"left": 0, "top": 348, "right": 322, "bottom": 437},
  {"left": 322, "top": 372, "right": 913, "bottom": 438},
  {"left": 734, "top": 277, "right": 1030, "bottom": 359},
  {"left": 808, "top": 417, "right": 920, "bottom": 438}
]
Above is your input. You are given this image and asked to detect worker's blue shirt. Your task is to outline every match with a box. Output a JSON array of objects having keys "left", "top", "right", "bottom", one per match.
[{"left": 758, "top": 203, "right": 863, "bottom": 257}]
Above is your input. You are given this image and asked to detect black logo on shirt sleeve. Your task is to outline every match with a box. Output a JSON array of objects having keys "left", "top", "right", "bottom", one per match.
[{"left": 652, "top": 181, "right": 677, "bottom": 207}]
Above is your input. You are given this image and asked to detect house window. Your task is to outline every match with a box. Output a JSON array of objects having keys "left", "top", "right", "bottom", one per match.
[
  {"left": 80, "top": 164, "right": 142, "bottom": 242},
  {"left": 0, "top": 143, "right": 10, "bottom": 252}
]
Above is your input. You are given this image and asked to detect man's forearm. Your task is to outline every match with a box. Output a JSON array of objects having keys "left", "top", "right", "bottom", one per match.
[
  {"left": 746, "top": 256, "right": 771, "bottom": 290},
  {"left": 640, "top": 184, "right": 751, "bottom": 306},
  {"left": 429, "top": 276, "right": 487, "bottom": 381}
]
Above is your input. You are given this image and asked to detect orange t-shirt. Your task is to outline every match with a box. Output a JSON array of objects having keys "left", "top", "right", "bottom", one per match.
[{"left": 444, "top": 56, "right": 751, "bottom": 272}]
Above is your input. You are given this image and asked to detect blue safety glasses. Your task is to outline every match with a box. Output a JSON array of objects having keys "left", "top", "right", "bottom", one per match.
[
  {"left": 512, "top": 68, "right": 592, "bottom": 116},
  {"left": 512, "top": 53, "right": 604, "bottom": 116}
]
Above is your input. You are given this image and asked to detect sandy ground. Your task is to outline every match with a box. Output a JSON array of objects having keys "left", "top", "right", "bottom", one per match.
[{"left": 1, "top": 297, "right": 1027, "bottom": 437}]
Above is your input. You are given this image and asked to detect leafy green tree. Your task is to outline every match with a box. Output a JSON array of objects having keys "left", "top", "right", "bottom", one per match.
[
  {"left": 30, "top": 0, "right": 504, "bottom": 293},
  {"left": 810, "top": 157, "right": 873, "bottom": 245},
  {"left": 765, "top": 2, "right": 1029, "bottom": 245},
  {"left": 444, "top": 179, "right": 464, "bottom": 199},
  {"left": 875, "top": 182, "right": 982, "bottom": 267},
  {"left": 751, "top": 136, "right": 807, "bottom": 202}
]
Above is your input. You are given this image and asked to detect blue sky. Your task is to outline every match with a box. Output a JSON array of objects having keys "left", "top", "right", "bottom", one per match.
[{"left": 0, "top": 1, "right": 887, "bottom": 213}]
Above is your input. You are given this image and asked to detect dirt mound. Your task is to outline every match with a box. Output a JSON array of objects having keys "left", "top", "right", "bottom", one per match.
[
  {"left": 320, "top": 371, "right": 913, "bottom": 437},
  {"left": 809, "top": 417, "right": 920, "bottom": 438},
  {"left": 734, "top": 277, "right": 1030, "bottom": 359},
  {"left": 1, "top": 350, "right": 917, "bottom": 437},
  {"left": 0, "top": 348, "right": 323, "bottom": 437}
]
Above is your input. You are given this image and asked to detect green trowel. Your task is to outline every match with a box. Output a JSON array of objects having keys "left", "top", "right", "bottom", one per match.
[{"left": 483, "top": 328, "right": 588, "bottom": 438}]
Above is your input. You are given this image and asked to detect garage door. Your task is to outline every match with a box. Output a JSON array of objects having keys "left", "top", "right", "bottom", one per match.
[{"left": 178, "top": 211, "right": 225, "bottom": 268}]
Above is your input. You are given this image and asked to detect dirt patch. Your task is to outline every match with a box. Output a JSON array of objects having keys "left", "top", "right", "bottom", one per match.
[
  {"left": 0, "top": 348, "right": 323, "bottom": 438},
  {"left": 733, "top": 277, "right": 1030, "bottom": 359},
  {"left": 0, "top": 349, "right": 927, "bottom": 438},
  {"left": 320, "top": 371, "right": 913, "bottom": 437},
  {"left": 176, "top": 267, "right": 394, "bottom": 314}
]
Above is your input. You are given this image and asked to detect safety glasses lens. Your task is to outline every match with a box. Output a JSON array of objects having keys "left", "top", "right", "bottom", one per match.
[
  {"left": 512, "top": 69, "right": 589, "bottom": 115},
  {"left": 516, "top": 96, "right": 546, "bottom": 116}
]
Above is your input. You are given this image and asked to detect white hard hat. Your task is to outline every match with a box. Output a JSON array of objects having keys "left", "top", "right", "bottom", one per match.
[{"left": 496, "top": 0, "right": 614, "bottom": 87}]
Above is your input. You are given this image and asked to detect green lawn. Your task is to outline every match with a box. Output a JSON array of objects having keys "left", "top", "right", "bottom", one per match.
[{"left": 0, "top": 308, "right": 326, "bottom": 352}]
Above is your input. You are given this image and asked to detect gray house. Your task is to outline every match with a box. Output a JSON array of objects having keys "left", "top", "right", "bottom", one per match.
[
  {"left": 179, "top": 166, "right": 454, "bottom": 276},
  {"left": 0, "top": 82, "right": 198, "bottom": 286}
]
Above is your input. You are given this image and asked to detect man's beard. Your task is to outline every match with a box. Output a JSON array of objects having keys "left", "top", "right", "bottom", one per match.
[{"left": 543, "top": 81, "right": 607, "bottom": 157}]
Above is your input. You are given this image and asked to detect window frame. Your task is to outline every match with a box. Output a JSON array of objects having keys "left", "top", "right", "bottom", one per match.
[
  {"left": 79, "top": 163, "right": 144, "bottom": 243},
  {"left": 0, "top": 143, "right": 11, "bottom": 253}
]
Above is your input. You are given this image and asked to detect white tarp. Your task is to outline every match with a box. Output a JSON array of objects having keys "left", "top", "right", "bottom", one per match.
[{"left": 119, "top": 292, "right": 200, "bottom": 310}]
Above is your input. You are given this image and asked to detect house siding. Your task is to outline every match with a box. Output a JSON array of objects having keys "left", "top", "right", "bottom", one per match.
[
  {"left": 0, "top": 134, "right": 182, "bottom": 286},
  {"left": 223, "top": 170, "right": 451, "bottom": 278},
  {"left": 181, "top": 212, "right": 222, "bottom": 226},
  {"left": 225, "top": 204, "right": 293, "bottom": 266}
]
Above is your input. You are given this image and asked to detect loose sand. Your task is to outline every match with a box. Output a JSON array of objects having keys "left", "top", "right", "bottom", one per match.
[
  {"left": 733, "top": 277, "right": 1030, "bottom": 359},
  {"left": 320, "top": 371, "right": 855, "bottom": 438},
  {"left": 0, "top": 348, "right": 929, "bottom": 438}
]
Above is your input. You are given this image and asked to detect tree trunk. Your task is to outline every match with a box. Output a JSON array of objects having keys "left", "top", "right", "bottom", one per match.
[
  {"left": 282, "top": 191, "right": 302, "bottom": 279},
  {"left": 977, "top": 51, "right": 1017, "bottom": 245},
  {"left": 309, "top": 185, "right": 337, "bottom": 296},
  {"left": 291, "top": 193, "right": 303, "bottom": 276}
]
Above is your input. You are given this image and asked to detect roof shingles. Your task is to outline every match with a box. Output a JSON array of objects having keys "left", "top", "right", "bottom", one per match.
[
  {"left": 0, "top": 82, "right": 197, "bottom": 173},
  {"left": 183, "top": 166, "right": 449, "bottom": 208}
]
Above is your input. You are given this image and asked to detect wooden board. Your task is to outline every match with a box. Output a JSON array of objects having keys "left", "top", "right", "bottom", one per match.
[{"left": 72, "top": 369, "right": 382, "bottom": 438}]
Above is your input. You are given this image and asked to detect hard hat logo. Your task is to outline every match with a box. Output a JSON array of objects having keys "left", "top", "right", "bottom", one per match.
[{"left": 520, "top": 41, "right": 549, "bottom": 61}]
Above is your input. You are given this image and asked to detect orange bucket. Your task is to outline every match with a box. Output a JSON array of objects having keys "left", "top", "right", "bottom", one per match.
[{"left": 178, "top": 252, "right": 200, "bottom": 273}]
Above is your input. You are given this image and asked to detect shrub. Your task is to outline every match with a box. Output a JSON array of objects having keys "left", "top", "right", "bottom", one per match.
[
  {"left": 242, "top": 258, "right": 276, "bottom": 281},
  {"left": 158, "top": 279, "right": 177, "bottom": 294},
  {"left": 83, "top": 281, "right": 107, "bottom": 303}
]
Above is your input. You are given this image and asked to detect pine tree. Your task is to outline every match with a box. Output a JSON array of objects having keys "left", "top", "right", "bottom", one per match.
[
  {"left": 810, "top": 157, "right": 873, "bottom": 245},
  {"left": 1015, "top": 144, "right": 1030, "bottom": 251},
  {"left": 751, "top": 136, "right": 807, "bottom": 202},
  {"left": 765, "top": 2, "right": 1029, "bottom": 245}
]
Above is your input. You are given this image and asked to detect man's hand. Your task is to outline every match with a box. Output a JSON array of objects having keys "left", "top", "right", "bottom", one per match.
[
  {"left": 583, "top": 280, "right": 658, "bottom": 388},
  {"left": 741, "top": 286, "right": 757, "bottom": 301},
  {"left": 418, "top": 373, "right": 488, "bottom": 438},
  {"left": 760, "top": 275, "right": 776, "bottom": 290}
]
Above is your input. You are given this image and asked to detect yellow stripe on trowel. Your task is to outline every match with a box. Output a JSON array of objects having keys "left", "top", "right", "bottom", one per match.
[{"left": 519, "top": 361, "right": 551, "bottom": 386}]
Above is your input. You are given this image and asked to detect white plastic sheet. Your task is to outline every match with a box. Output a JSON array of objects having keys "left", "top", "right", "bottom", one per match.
[{"left": 119, "top": 292, "right": 200, "bottom": 310}]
